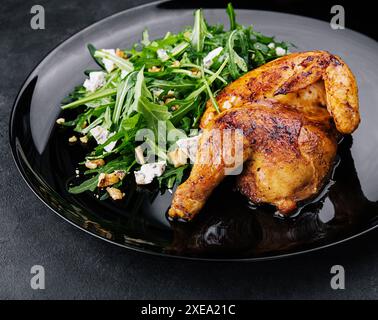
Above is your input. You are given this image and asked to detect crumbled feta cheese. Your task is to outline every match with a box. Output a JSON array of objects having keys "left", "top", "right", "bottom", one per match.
[
  {"left": 102, "top": 49, "right": 116, "bottom": 72},
  {"left": 104, "top": 140, "right": 117, "bottom": 153},
  {"left": 203, "top": 47, "right": 223, "bottom": 68},
  {"left": 229, "top": 95, "right": 237, "bottom": 103},
  {"left": 151, "top": 88, "right": 164, "bottom": 99},
  {"left": 90, "top": 126, "right": 117, "bottom": 152},
  {"left": 176, "top": 134, "right": 202, "bottom": 162},
  {"left": 275, "top": 47, "right": 286, "bottom": 56},
  {"left": 90, "top": 126, "right": 108, "bottom": 144},
  {"left": 134, "top": 162, "right": 166, "bottom": 185},
  {"left": 268, "top": 42, "right": 275, "bottom": 49},
  {"left": 83, "top": 71, "right": 106, "bottom": 92},
  {"left": 221, "top": 96, "right": 238, "bottom": 110},
  {"left": 157, "top": 49, "right": 169, "bottom": 61},
  {"left": 222, "top": 101, "right": 232, "bottom": 110}
]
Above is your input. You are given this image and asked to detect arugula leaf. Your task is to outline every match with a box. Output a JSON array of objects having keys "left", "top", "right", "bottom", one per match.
[
  {"left": 61, "top": 88, "right": 117, "bottom": 110},
  {"left": 69, "top": 175, "right": 99, "bottom": 194},
  {"left": 94, "top": 50, "right": 134, "bottom": 72},
  {"left": 226, "top": 3, "right": 237, "bottom": 31},
  {"left": 113, "top": 72, "right": 135, "bottom": 124},
  {"left": 87, "top": 43, "right": 105, "bottom": 69},
  {"left": 158, "top": 164, "right": 189, "bottom": 189},
  {"left": 191, "top": 9, "right": 212, "bottom": 53},
  {"left": 62, "top": 4, "right": 293, "bottom": 195},
  {"left": 69, "top": 156, "right": 135, "bottom": 194},
  {"left": 137, "top": 96, "right": 171, "bottom": 142},
  {"left": 227, "top": 30, "right": 248, "bottom": 79},
  {"left": 128, "top": 67, "right": 152, "bottom": 115}
]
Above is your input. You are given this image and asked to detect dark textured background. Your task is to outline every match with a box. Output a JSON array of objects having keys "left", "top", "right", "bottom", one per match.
[{"left": 1, "top": 0, "right": 377, "bottom": 299}]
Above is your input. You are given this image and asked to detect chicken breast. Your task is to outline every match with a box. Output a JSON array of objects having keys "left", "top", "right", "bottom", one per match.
[{"left": 169, "top": 101, "right": 337, "bottom": 220}]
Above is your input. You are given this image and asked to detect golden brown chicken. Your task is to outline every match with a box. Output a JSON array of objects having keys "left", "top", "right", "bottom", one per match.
[
  {"left": 200, "top": 51, "right": 359, "bottom": 133},
  {"left": 168, "top": 51, "right": 360, "bottom": 221}
]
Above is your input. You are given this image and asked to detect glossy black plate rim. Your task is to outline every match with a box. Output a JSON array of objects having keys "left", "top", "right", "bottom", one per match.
[{"left": 8, "top": 0, "right": 378, "bottom": 262}]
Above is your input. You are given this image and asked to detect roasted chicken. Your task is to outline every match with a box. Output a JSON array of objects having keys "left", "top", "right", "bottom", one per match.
[{"left": 169, "top": 51, "right": 360, "bottom": 221}]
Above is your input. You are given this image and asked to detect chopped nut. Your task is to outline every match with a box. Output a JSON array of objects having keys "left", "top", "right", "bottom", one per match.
[
  {"left": 168, "top": 148, "right": 188, "bottom": 168},
  {"left": 97, "top": 172, "right": 120, "bottom": 188},
  {"left": 114, "top": 170, "right": 126, "bottom": 180},
  {"left": 148, "top": 66, "right": 161, "bottom": 73},
  {"left": 165, "top": 97, "right": 176, "bottom": 105},
  {"left": 56, "top": 118, "right": 65, "bottom": 125},
  {"left": 68, "top": 136, "right": 77, "bottom": 143},
  {"left": 135, "top": 146, "right": 146, "bottom": 164},
  {"left": 191, "top": 68, "right": 201, "bottom": 77},
  {"left": 106, "top": 187, "right": 125, "bottom": 200},
  {"left": 85, "top": 159, "right": 105, "bottom": 170},
  {"left": 80, "top": 135, "right": 89, "bottom": 144},
  {"left": 115, "top": 48, "right": 125, "bottom": 58},
  {"left": 166, "top": 90, "right": 175, "bottom": 97},
  {"left": 171, "top": 60, "right": 180, "bottom": 67}
]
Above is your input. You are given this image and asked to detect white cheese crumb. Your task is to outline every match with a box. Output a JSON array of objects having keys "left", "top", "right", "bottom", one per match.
[
  {"left": 275, "top": 47, "right": 286, "bottom": 56},
  {"left": 83, "top": 72, "right": 106, "bottom": 92},
  {"left": 176, "top": 134, "right": 202, "bottom": 162},
  {"left": 90, "top": 126, "right": 108, "bottom": 144},
  {"left": 104, "top": 140, "right": 117, "bottom": 153},
  {"left": 268, "top": 42, "right": 275, "bottom": 49},
  {"left": 203, "top": 47, "right": 223, "bottom": 68},
  {"left": 102, "top": 49, "right": 116, "bottom": 72},
  {"left": 157, "top": 49, "right": 169, "bottom": 61},
  {"left": 90, "top": 126, "right": 117, "bottom": 152},
  {"left": 134, "top": 161, "right": 166, "bottom": 185},
  {"left": 151, "top": 88, "right": 164, "bottom": 99},
  {"left": 222, "top": 101, "right": 232, "bottom": 110}
]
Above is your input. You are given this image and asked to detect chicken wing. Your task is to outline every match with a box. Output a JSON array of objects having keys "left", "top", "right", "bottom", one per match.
[{"left": 200, "top": 51, "right": 359, "bottom": 134}]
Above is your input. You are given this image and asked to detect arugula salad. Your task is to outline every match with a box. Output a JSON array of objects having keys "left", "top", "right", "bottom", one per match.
[{"left": 58, "top": 4, "right": 291, "bottom": 200}]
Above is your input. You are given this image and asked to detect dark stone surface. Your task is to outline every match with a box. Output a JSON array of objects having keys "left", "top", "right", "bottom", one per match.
[{"left": 1, "top": 0, "right": 377, "bottom": 299}]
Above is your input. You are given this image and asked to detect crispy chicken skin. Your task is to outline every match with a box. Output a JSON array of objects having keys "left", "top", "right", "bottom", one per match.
[
  {"left": 169, "top": 51, "right": 360, "bottom": 221},
  {"left": 200, "top": 51, "right": 359, "bottom": 134},
  {"left": 169, "top": 101, "right": 337, "bottom": 220}
]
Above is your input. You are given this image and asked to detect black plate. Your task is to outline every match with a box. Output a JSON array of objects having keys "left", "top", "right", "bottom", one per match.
[{"left": 9, "top": 1, "right": 378, "bottom": 261}]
